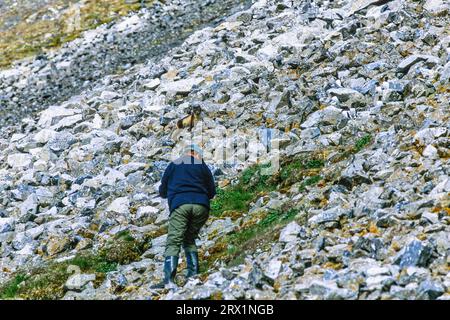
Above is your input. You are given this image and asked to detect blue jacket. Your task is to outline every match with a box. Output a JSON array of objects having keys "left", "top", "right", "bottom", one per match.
[{"left": 159, "top": 155, "right": 216, "bottom": 213}]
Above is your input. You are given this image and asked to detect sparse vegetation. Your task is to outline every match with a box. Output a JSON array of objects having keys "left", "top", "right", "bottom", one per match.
[
  {"left": 0, "top": 274, "right": 28, "bottom": 299},
  {"left": 211, "top": 157, "right": 327, "bottom": 218},
  {"left": 0, "top": 0, "right": 146, "bottom": 69},
  {"left": 203, "top": 143, "right": 374, "bottom": 272},
  {"left": 207, "top": 154, "right": 326, "bottom": 267},
  {"left": 304, "top": 159, "right": 325, "bottom": 169},
  {"left": 204, "top": 208, "right": 300, "bottom": 270},
  {"left": 278, "top": 156, "right": 325, "bottom": 186},
  {"left": 205, "top": 134, "right": 377, "bottom": 273},
  {"left": 354, "top": 134, "right": 373, "bottom": 152},
  {"left": 0, "top": 233, "right": 148, "bottom": 299},
  {"left": 100, "top": 235, "right": 146, "bottom": 265},
  {"left": 210, "top": 162, "right": 278, "bottom": 217},
  {"left": 114, "top": 229, "right": 135, "bottom": 242},
  {"left": 298, "top": 175, "right": 322, "bottom": 192},
  {"left": 68, "top": 254, "right": 118, "bottom": 274},
  {"left": 210, "top": 187, "right": 254, "bottom": 216}
]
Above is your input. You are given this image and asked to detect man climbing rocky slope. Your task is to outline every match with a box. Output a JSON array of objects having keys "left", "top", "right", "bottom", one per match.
[{"left": 0, "top": 0, "right": 449, "bottom": 300}]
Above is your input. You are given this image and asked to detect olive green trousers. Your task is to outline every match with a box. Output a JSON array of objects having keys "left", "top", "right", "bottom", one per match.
[{"left": 164, "top": 204, "right": 209, "bottom": 257}]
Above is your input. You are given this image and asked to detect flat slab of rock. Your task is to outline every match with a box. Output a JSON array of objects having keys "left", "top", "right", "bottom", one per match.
[
  {"left": 347, "top": 0, "right": 393, "bottom": 16},
  {"left": 65, "top": 274, "right": 96, "bottom": 292},
  {"left": 0, "top": 217, "right": 15, "bottom": 234},
  {"left": 424, "top": 0, "right": 448, "bottom": 14},
  {"left": 106, "top": 197, "right": 130, "bottom": 214},
  {"left": 143, "top": 78, "right": 161, "bottom": 90},
  {"left": 397, "top": 55, "right": 427, "bottom": 73},
  {"left": 394, "top": 240, "right": 432, "bottom": 268},
  {"left": 160, "top": 78, "right": 203, "bottom": 95},
  {"left": 7, "top": 153, "right": 32, "bottom": 168},
  {"left": 279, "top": 221, "right": 301, "bottom": 243}
]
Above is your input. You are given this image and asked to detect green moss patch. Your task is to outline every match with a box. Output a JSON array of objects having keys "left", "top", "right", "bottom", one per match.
[
  {"left": 0, "top": 274, "right": 28, "bottom": 299},
  {"left": 203, "top": 207, "right": 300, "bottom": 270},
  {"left": 211, "top": 162, "right": 278, "bottom": 217},
  {"left": 0, "top": 234, "right": 148, "bottom": 300},
  {"left": 354, "top": 134, "right": 373, "bottom": 152}
]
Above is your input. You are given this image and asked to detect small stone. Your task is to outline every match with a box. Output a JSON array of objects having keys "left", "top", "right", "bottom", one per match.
[
  {"left": 268, "top": 90, "right": 292, "bottom": 112},
  {"left": 366, "top": 266, "right": 391, "bottom": 277},
  {"left": 7, "top": 153, "right": 32, "bottom": 168},
  {"left": 382, "top": 80, "right": 410, "bottom": 102},
  {"left": 348, "top": 0, "right": 393, "bottom": 15},
  {"left": 106, "top": 197, "right": 130, "bottom": 214},
  {"left": 135, "top": 206, "right": 159, "bottom": 221},
  {"left": 100, "top": 91, "right": 121, "bottom": 100},
  {"left": 397, "top": 55, "right": 426, "bottom": 73},
  {"left": 422, "top": 145, "right": 438, "bottom": 159},
  {"left": 366, "top": 275, "right": 394, "bottom": 290},
  {"left": 339, "top": 158, "right": 371, "bottom": 189},
  {"left": 422, "top": 211, "right": 439, "bottom": 224},
  {"left": 308, "top": 207, "right": 346, "bottom": 226},
  {"left": 394, "top": 240, "right": 432, "bottom": 268},
  {"left": 53, "top": 114, "right": 83, "bottom": 130},
  {"left": 143, "top": 78, "right": 160, "bottom": 90},
  {"left": 38, "top": 106, "right": 76, "bottom": 127},
  {"left": 308, "top": 280, "right": 357, "bottom": 299},
  {"left": 33, "top": 129, "right": 57, "bottom": 144},
  {"left": 440, "top": 61, "right": 450, "bottom": 82},
  {"left": 65, "top": 274, "right": 96, "bottom": 292},
  {"left": 301, "top": 106, "right": 347, "bottom": 129},
  {"left": 146, "top": 234, "right": 166, "bottom": 257},
  {"left": 10, "top": 133, "right": 26, "bottom": 142},
  {"left": 424, "top": 0, "right": 448, "bottom": 15},
  {"left": 120, "top": 115, "right": 139, "bottom": 130},
  {"left": 47, "top": 236, "right": 72, "bottom": 256},
  {"left": 35, "top": 187, "right": 54, "bottom": 205},
  {"left": 264, "top": 259, "right": 282, "bottom": 280},
  {"left": 48, "top": 132, "right": 76, "bottom": 153},
  {"left": 279, "top": 221, "right": 301, "bottom": 243},
  {"left": 206, "top": 218, "right": 236, "bottom": 237},
  {"left": 414, "top": 127, "right": 447, "bottom": 145},
  {"left": 107, "top": 272, "right": 128, "bottom": 293},
  {"left": 19, "top": 194, "right": 38, "bottom": 221},
  {"left": 102, "top": 168, "right": 126, "bottom": 186},
  {"left": 300, "top": 127, "right": 321, "bottom": 140},
  {"left": 249, "top": 265, "right": 274, "bottom": 288},
  {"left": 327, "top": 87, "right": 366, "bottom": 108},
  {"left": 0, "top": 217, "right": 15, "bottom": 234},
  {"left": 418, "top": 280, "right": 445, "bottom": 300},
  {"left": 160, "top": 78, "right": 203, "bottom": 95}
]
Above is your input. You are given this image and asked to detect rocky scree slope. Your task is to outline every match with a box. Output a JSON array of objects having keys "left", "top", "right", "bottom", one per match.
[
  {"left": 0, "top": 0, "right": 449, "bottom": 300},
  {"left": 0, "top": 0, "right": 154, "bottom": 69},
  {"left": 0, "top": 0, "right": 251, "bottom": 127}
]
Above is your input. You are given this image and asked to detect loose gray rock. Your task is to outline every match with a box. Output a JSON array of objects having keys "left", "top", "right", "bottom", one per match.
[{"left": 394, "top": 240, "right": 433, "bottom": 268}]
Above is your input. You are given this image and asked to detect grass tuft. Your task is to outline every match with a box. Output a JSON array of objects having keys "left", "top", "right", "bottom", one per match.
[
  {"left": 210, "top": 162, "right": 278, "bottom": 217},
  {"left": 0, "top": 274, "right": 27, "bottom": 299},
  {"left": 203, "top": 208, "right": 299, "bottom": 271},
  {"left": 354, "top": 134, "right": 372, "bottom": 152},
  {"left": 0, "top": 234, "right": 148, "bottom": 299}
]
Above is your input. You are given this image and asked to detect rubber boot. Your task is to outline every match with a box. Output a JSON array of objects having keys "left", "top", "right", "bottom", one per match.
[
  {"left": 185, "top": 250, "right": 199, "bottom": 278},
  {"left": 150, "top": 256, "right": 178, "bottom": 289}
]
